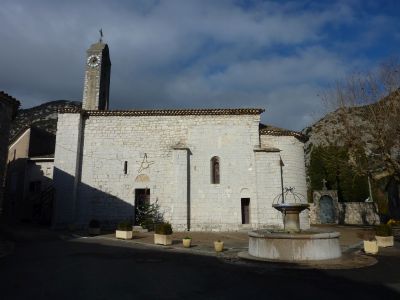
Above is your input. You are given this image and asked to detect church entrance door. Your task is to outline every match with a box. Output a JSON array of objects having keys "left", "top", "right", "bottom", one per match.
[
  {"left": 241, "top": 198, "right": 250, "bottom": 224},
  {"left": 134, "top": 189, "right": 150, "bottom": 225}
]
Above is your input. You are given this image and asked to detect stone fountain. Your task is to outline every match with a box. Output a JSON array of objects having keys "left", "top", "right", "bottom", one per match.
[{"left": 244, "top": 187, "right": 342, "bottom": 262}]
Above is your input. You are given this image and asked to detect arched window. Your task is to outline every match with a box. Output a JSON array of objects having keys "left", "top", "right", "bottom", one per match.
[{"left": 210, "top": 156, "right": 220, "bottom": 184}]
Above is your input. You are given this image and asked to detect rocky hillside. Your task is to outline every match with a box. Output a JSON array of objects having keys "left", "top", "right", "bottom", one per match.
[
  {"left": 302, "top": 93, "right": 399, "bottom": 168},
  {"left": 10, "top": 100, "right": 81, "bottom": 140}
]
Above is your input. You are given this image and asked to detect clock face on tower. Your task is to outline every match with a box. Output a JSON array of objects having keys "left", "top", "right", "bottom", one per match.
[{"left": 87, "top": 55, "right": 100, "bottom": 67}]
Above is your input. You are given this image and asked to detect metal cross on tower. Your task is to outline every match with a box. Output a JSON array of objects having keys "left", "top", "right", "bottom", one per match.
[{"left": 99, "top": 28, "right": 103, "bottom": 43}]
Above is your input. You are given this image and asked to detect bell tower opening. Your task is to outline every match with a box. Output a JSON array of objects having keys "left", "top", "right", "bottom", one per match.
[{"left": 82, "top": 40, "right": 111, "bottom": 110}]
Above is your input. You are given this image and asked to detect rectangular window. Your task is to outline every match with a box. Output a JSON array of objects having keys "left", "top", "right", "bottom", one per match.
[
  {"left": 211, "top": 156, "right": 220, "bottom": 184},
  {"left": 124, "top": 161, "right": 128, "bottom": 174}
]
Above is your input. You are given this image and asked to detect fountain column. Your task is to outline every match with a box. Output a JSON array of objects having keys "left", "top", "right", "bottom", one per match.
[
  {"left": 283, "top": 211, "right": 301, "bottom": 232},
  {"left": 273, "top": 203, "right": 309, "bottom": 232}
]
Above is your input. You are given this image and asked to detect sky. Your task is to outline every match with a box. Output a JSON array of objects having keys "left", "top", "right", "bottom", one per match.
[{"left": 1, "top": 0, "right": 400, "bottom": 131}]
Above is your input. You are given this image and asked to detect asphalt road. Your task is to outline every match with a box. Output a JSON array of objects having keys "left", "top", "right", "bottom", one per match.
[{"left": 0, "top": 236, "right": 399, "bottom": 300}]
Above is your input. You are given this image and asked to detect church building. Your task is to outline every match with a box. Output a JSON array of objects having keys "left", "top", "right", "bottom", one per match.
[{"left": 53, "top": 41, "right": 308, "bottom": 231}]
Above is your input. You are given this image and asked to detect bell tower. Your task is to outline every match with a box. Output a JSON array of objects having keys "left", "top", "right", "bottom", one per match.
[{"left": 82, "top": 40, "right": 111, "bottom": 110}]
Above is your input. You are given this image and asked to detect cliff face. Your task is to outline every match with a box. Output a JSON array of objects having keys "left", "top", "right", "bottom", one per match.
[
  {"left": 302, "top": 93, "right": 400, "bottom": 169},
  {"left": 10, "top": 100, "right": 81, "bottom": 140}
]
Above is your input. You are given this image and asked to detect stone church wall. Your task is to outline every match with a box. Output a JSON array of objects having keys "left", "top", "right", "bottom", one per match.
[
  {"left": 260, "top": 135, "right": 309, "bottom": 229},
  {"left": 55, "top": 113, "right": 268, "bottom": 230},
  {"left": 54, "top": 112, "right": 309, "bottom": 231}
]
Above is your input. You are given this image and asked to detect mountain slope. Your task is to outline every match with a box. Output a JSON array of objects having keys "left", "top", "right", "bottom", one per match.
[{"left": 10, "top": 100, "right": 81, "bottom": 140}]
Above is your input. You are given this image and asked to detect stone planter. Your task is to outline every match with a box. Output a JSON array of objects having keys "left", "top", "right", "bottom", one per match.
[
  {"left": 88, "top": 227, "right": 101, "bottom": 236},
  {"left": 115, "top": 230, "right": 133, "bottom": 240},
  {"left": 363, "top": 240, "right": 378, "bottom": 254},
  {"left": 182, "top": 238, "right": 192, "bottom": 248},
  {"left": 214, "top": 241, "right": 224, "bottom": 252},
  {"left": 375, "top": 235, "right": 394, "bottom": 248},
  {"left": 154, "top": 234, "right": 172, "bottom": 246}
]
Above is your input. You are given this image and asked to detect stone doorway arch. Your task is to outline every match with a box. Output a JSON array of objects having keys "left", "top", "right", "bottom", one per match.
[
  {"left": 319, "top": 195, "right": 335, "bottom": 223},
  {"left": 311, "top": 190, "right": 339, "bottom": 224}
]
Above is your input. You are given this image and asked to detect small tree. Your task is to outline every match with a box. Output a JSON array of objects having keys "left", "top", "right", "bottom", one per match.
[
  {"left": 321, "top": 58, "right": 400, "bottom": 180},
  {"left": 135, "top": 200, "right": 163, "bottom": 231},
  {"left": 321, "top": 58, "right": 400, "bottom": 218}
]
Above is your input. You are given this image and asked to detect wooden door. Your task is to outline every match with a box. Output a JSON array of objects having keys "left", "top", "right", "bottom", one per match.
[{"left": 241, "top": 198, "right": 250, "bottom": 224}]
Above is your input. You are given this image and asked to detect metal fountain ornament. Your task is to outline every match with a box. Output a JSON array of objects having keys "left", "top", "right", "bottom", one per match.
[
  {"left": 272, "top": 156, "right": 309, "bottom": 232},
  {"left": 272, "top": 187, "right": 309, "bottom": 232}
]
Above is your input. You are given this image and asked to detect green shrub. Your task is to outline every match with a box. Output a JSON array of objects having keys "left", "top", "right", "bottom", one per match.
[
  {"left": 155, "top": 222, "right": 172, "bottom": 235},
  {"left": 308, "top": 145, "right": 369, "bottom": 202},
  {"left": 117, "top": 220, "right": 132, "bottom": 231},
  {"left": 140, "top": 218, "right": 156, "bottom": 231},
  {"left": 89, "top": 219, "right": 100, "bottom": 228},
  {"left": 183, "top": 236, "right": 191, "bottom": 240},
  {"left": 135, "top": 200, "right": 164, "bottom": 230},
  {"left": 357, "top": 230, "right": 375, "bottom": 241},
  {"left": 375, "top": 224, "right": 392, "bottom": 237}
]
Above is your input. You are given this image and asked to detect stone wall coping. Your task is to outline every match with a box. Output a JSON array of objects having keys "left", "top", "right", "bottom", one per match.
[
  {"left": 249, "top": 229, "right": 340, "bottom": 239},
  {"left": 58, "top": 107, "right": 265, "bottom": 116}
]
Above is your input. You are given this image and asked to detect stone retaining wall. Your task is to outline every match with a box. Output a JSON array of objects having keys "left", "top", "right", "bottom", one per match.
[{"left": 310, "top": 202, "right": 380, "bottom": 225}]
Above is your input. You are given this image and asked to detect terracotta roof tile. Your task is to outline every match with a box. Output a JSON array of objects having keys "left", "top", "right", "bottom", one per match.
[
  {"left": 259, "top": 125, "right": 307, "bottom": 142},
  {"left": 58, "top": 108, "right": 265, "bottom": 116}
]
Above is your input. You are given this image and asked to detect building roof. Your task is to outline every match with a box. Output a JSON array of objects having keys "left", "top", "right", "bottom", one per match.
[
  {"left": 8, "top": 126, "right": 55, "bottom": 157},
  {"left": 0, "top": 91, "right": 20, "bottom": 118},
  {"left": 58, "top": 107, "right": 265, "bottom": 116},
  {"left": 259, "top": 124, "right": 307, "bottom": 142}
]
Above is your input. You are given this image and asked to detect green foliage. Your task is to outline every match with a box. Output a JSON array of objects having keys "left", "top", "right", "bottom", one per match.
[
  {"left": 375, "top": 224, "right": 392, "bottom": 237},
  {"left": 308, "top": 146, "right": 369, "bottom": 202},
  {"left": 89, "top": 219, "right": 100, "bottom": 228},
  {"left": 117, "top": 220, "right": 132, "bottom": 231},
  {"left": 183, "top": 236, "right": 191, "bottom": 240},
  {"left": 357, "top": 230, "right": 375, "bottom": 241},
  {"left": 155, "top": 222, "right": 173, "bottom": 235},
  {"left": 135, "top": 200, "right": 163, "bottom": 231}
]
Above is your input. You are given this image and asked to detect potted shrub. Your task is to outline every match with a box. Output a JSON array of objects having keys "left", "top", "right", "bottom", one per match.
[
  {"left": 375, "top": 224, "right": 394, "bottom": 247},
  {"left": 214, "top": 240, "right": 224, "bottom": 252},
  {"left": 182, "top": 236, "right": 192, "bottom": 248},
  {"left": 359, "top": 230, "right": 378, "bottom": 254},
  {"left": 88, "top": 219, "right": 101, "bottom": 235},
  {"left": 154, "top": 222, "right": 172, "bottom": 245},
  {"left": 115, "top": 220, "right": 133, "bottom": 240}
]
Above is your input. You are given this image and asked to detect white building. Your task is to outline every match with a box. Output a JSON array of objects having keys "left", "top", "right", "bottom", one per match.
[{"left": 53, "top": 41, "right": 308, "bottom": 231}]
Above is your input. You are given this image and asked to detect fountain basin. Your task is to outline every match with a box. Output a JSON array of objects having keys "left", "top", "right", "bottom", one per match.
[{"left": 248, "top": 229, "right": 341, "bottom": 261}]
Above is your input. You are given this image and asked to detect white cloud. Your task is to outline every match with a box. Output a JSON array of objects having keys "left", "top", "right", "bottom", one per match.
[{"left": 0, "top": 0, "right": 398, "bottom": 130}]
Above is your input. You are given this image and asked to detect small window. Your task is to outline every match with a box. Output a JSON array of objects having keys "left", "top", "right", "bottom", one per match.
[
  {"left": 210, "top": 156, "right": 220, "bottom": 184},
  {"left": 124, "top": 161, "right": 128, "bottom": 174}
]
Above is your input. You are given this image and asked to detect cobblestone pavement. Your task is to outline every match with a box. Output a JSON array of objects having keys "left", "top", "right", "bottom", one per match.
[{"left": 70, "top": 224, "right": 399, "bottom": 269}]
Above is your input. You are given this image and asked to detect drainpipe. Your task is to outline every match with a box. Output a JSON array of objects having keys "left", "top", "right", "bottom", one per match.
[{"left": 280, "top": 156, "right": 285, "bottom": 203}]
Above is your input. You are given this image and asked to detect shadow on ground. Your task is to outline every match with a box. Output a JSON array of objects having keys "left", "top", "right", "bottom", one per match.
[{"left": 0, "top": 232, "right": 399, "bottom": 299}]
